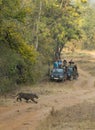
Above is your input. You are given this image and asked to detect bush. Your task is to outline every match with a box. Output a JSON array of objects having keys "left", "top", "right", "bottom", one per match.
[{"left": 0, "top": 43, "right": 49, "bottom": 94}]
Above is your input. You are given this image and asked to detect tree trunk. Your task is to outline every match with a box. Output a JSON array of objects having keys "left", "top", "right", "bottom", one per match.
[{"left": 35, "top": 1, "right": 42, "bottom": 50}]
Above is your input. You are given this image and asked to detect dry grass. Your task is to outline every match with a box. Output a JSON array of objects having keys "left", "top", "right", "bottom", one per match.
[
  {"left": 0, "top": 98, "right": 14, "bottom": 107},
  {"left": 37, "top": 101, "right": 95, "bottom": 130}
]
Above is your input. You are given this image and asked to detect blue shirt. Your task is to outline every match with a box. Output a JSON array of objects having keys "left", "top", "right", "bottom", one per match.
[{"left": 53, "top": 61, "right": 58, "bottom": 68}]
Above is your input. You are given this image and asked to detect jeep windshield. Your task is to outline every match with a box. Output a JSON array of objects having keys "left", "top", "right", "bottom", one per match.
[{"left": 52, "top": 69, "right": 64, "bottom": 74}]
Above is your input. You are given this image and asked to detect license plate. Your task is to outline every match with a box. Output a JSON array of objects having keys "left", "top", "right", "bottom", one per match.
[{"left": 54, "top": 78, "right": 58, "bottom": 80}]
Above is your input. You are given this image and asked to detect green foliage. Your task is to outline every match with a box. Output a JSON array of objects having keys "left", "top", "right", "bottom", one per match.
[
  {"left": 0, "top": 0, "right": 89, "bottom": 93},
  {"left": 0, "top": 43, "right": 44, "bottom": 93},
  {"left": 0, "top": 0, "right": 39, "bottom": 93},
  {"left": 0, "top": 0, "right": 38, "bottom": 63},
  {"left": 6, "top": 27, "right": 38, "bottom": 63},
  {"left": 81, "top": 5, "right": 95, "bottom": 49}
]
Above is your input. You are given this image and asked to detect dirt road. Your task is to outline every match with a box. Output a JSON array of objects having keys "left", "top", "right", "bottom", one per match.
[{"left": 0, "top": 52, "right": 95, "bottom": 130}]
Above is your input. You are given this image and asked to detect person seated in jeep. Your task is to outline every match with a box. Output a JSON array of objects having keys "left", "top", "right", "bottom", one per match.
[
  {"left": 63, "top": 59, "right": 67, "bottom": 67},
  {"left": 58, "top": 57, "right": 63, "bottom": 68},
  {"left": 68, "top": 59, "right": 75, "bottom": 67},
  {"left": 68, "top": 60, "right": 79, "bottom": 79},
  {"left": 53, "top": 59, "right": 58, "bottom": 69}
]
